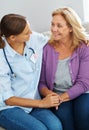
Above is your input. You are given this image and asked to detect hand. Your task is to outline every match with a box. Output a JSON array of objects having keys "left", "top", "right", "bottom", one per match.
[
  {"left": 58, "top": 95, "right": 63, "bottom": 103},
  {"left": 55, "top": 95, "right": 63, "bottom": 110},
  {"left": 39, "top": 93, "right": 60, "bottom": 108},
  {"left": 59, "top": 92, "right": 70, "bottom": 102},
  {"left": 46, "top": 91, "right": 61, "bottom": 110}
]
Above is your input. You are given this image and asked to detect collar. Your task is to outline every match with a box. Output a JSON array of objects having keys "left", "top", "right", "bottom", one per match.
[{"left": 4, "top": 38, "right": 28, "bottom": 58}]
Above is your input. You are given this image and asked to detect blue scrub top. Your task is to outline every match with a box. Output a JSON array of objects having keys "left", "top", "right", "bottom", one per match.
[{"left": 0, "top": 31, "right": 48, "bottom": 113}]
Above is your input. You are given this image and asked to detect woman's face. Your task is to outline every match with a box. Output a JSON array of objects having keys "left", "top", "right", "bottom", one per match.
[
  {"left": 13, "top": 22, "right": 32, "bottom": 43},
  {"left": 51, "top": 14, "right": 72, "bottom": 41}
]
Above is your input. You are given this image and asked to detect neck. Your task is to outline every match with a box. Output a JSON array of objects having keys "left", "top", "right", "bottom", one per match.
[
  {"left": 55, "top": 39, "right": 73, "bottom": 50},
  {"left": 7, "top": 39, "right": 25, "bottom": 55}
]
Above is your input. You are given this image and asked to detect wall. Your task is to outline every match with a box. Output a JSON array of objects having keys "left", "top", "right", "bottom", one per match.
[
  {"left": 83, "top": 0, "right": 89, "bottom": 22},
  {"left": 0, "top": 0, "right": 89, "bottom": 32}
]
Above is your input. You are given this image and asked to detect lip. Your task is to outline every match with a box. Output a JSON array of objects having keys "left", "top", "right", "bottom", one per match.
[
  {"left": 52, "top": 32, "right": 61, "bottom": 36},
  {"left": 53, "top": 34, "right": 61, "bottom": 37},
  {"left": 54, "top": 34, "right": 59, "bottom": 36}
]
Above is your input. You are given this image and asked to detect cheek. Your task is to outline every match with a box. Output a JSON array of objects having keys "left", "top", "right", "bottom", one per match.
[
  {"left": 50, "top": 26, "right": 53, "bottom": 32},
  {"left": 62, "top": 27, "right": 69, "bottom": 34},
  {"left": 51, "top": 27, "right": 58, "bottom": 33},
  {"left": 25, "top": 35, "right": 30, "bottom": 41}
]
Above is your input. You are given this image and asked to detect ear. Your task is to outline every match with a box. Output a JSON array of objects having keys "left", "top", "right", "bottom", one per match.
[
  {"left": 9, "top": 35, "right": 16, "bottom": 41},
  {"left": 69, "top": 26, "right": 73, "bottom": 33},
  {"left": 70, "top": 29, "right": 73, "bottom": 32}
]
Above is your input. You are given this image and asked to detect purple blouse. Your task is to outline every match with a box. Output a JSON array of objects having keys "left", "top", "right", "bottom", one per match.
[{"left": 39, "top": 42, "right": 89, "bottom": 99}]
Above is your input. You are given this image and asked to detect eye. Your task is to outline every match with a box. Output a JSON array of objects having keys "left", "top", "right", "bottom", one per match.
[
  {"left": 57, "top": 24, "right": 63, "bottom": 28},
  {"left": 51, "top": 22, "right": 55, "bottom": 27}
]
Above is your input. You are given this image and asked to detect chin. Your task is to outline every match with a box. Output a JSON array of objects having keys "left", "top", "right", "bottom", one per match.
[
  {"left": 54, "top": 38, "right": 60, "bottom": 41},
  {"left": 26, "top": 37, "right": 30, "bottom": 41},
  {"left": 53, "top": 35, "right": 60, "bottom": 40}
]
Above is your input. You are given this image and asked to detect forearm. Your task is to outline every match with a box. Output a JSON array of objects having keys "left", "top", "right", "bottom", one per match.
[
  {"left": 5, "top": 95, "right": 60, "bottom": 109},
  {"left": 60, "top": 92, "right": 70, "bottom": 102},
  {"left": 5, "top": 96, "right": 41, "bottom": 108},
  {"left": 39, "top": 86, "right": 53, "bottom": 97},
  {"left": 39, "top": 87, "right": 70, "bottom": 103}
]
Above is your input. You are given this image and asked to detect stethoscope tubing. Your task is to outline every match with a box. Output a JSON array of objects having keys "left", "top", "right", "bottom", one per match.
[
  {"left": 3, "top": 48, "right": 14, "bottom": 75},
  {"left": 3, "top": 47, "right": 35, "bottom": 78}
]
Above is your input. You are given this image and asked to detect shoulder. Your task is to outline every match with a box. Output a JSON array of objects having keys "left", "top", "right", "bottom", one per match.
[
  {"left": 76, "top": 41, "right": 89, "bottom": 58},
  {"left": 30, "top": 31, "right": 48, "bottom": 41},
  {"left": 26, "top": 31, "right": 49, "bottom": 48},
  {"left": 43, "top": 43, "right": 57, "bottom": 59},
  {"left": 43, "top": 43, "right": 54, "bottom": 51},
  {"left": 77, "top": 41, "right": 89, "bottom": 51}
]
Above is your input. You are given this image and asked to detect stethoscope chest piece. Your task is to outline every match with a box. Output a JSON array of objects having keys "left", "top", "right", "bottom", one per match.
[{"left": 11, "top": 72, "right": 16, "bottom": 78}]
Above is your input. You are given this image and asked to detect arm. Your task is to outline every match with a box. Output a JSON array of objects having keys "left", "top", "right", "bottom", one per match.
[
  {"left": 5, "top": 95, "right": 60, "bottom": 109},
  {"left": 5, "top": 96, "right": 42, "bottom": 107},
  {"left": 59, "top": 92, "right": 70, "bottom": 102},
  {"left": 67, "top": 44, "right": 89, "bottom": 100},
  {"left": 39, "top": 86, "right": 61, "bottom": 109},
  {"left": 39, "top": 43, "right": 89, "bottom": 103},
  {"left": 0, "top": 51, "right": 59, "bottom": 109},
  {"left": 39, "top": 86, "right": 70, "bottom": 103},
  {"left": 39, "top": 44, "right": 60, "bottom": 104},
  {"left": 59, "top": 45, "right": 89, "bottom": 102},
  {"left": 39, "top": 86, "right": 57, "bottom": 97}
]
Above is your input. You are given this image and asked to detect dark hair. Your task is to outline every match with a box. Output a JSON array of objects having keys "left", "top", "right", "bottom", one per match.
[{"left": 0, "top": 14, "right": 27, "bottom": 48}]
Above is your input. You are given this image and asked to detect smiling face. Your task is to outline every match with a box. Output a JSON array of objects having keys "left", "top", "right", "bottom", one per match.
[
  {"left": 51, "top": 14, "right": 72, "bottom": 41},
  {"left": 14, "top": 22, "right": 32, "bottom": 43},
  {"left": 8, "top": 22, "right": 32, "bottom": 45}
]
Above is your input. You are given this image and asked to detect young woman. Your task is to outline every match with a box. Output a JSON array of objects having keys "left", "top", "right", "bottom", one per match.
[{"left": 0, "top": 14, "right": 62, "bottom": 130}]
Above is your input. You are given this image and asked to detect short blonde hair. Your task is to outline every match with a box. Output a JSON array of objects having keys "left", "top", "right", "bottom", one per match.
[{"left": 49, "top": 7, "right": 88, "bottom": 49}]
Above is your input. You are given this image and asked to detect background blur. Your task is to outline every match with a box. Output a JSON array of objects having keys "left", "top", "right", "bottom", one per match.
[{"left": 0, "top": 0, "right": 89, "bottom": 32}]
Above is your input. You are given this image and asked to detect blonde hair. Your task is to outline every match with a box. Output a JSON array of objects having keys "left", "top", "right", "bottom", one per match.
[{"left": 49, "top": 7, "right": 88, "bottom": 49}]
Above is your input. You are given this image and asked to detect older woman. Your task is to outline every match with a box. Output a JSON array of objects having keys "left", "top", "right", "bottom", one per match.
[{"left": 39, "top": 7, "right": 89, "bottom": 130}]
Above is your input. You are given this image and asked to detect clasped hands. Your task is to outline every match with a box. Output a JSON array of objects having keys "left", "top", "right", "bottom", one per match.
[{"left": 40, "top": 92, "right": 63, "bottom": 110}]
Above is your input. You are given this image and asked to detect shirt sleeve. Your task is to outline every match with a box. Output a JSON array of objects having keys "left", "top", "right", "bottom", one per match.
[
  {"left": 29, "top": 31, "right": 49, "bottom": 50},
  {"left": 67, "top": 44, "right": 89, "bottom": 99},
  {"left": 0, "top": 51, "right": 14, "bottom": 102},
  {"left": 37, "top": 32, "right": 49, "bottom": 47}
]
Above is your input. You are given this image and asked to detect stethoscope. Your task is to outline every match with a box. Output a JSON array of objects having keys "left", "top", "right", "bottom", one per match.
[{"left": 3, "top": 47, "right": 35, "bottom": 78}]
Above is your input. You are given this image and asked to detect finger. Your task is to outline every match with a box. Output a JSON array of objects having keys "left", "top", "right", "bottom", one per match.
[{"left": 55, "top": 106, "right": 58, "bottom": 110}]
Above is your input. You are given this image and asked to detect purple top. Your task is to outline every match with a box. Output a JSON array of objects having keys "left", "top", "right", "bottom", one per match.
[{"left": 39, "top": 42, "right": 89, "bottom": 99}]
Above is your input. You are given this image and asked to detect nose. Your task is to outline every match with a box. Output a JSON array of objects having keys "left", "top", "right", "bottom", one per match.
[
  {"left": 52, "top": 26, "right": 58, "bottom": 32},
  {"left": 30, "top": 30, "right": 32, "bottom": 34},
  {"left": 29, "top": 29, "right": 32, "bottom": 35},
  {"left": 28, "top": 30, "right": 32, "bottom": 38}
]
